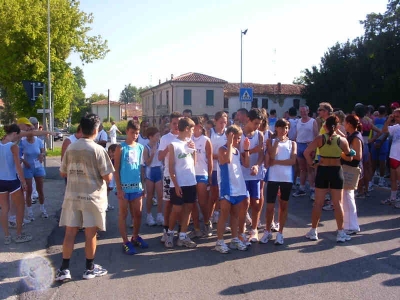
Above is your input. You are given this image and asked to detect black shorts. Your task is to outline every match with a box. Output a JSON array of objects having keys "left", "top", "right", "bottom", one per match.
[
  {"left": 170, "top": 185, "right": 197, "bottom": 206},
  {"left": 0, "top": 179, "right": 21, "bottom": 194},
  {"left": 315, "top": 166, "right": 344, "bottom": 190},
  {"left": 266, "top": 181, "right": 293, "bottom": 203}
]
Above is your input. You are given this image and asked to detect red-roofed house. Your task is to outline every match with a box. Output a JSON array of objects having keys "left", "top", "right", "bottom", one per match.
[
  {"left": 140, "top": 72, "right": 227, "bottom": 125},
  {"left": 224, "top": 83, "right": 306, "bottom": 117},
  {"left": 91, "top": 99, "right": 122, "bottom": 121},
  {"left": 121, "top": 102, "right": 142, "bottom": 119}
]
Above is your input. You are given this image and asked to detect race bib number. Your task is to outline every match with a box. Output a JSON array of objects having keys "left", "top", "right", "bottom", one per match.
[{"left": 128, "top": 149, "right": 138, "bottom": 164}]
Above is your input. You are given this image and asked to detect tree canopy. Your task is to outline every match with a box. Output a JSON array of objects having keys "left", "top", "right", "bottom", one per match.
[
  {"left": 297, "top": 0, "right": 400, "bottom": 112},
  {"left": 0, "top": 0, "right": 109, "bottom": 122}
]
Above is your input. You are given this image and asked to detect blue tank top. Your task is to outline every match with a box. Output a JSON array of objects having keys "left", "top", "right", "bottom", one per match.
[
  {"left": 0, "top": 142, "right": 18, "bottom": 180},
  {"left": 117, "top": 142, "right": 144, "bottom": 193},
  {"left": 374, "top": 117, "right": 386, "bottom": 130},
  {"left": 20, "top": 137, "right": 43, "bottom": 165}
]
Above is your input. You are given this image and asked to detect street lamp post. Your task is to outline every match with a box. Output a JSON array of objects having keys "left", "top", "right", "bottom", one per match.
[
  {"left": 47, "top": 0, "right": 53, "bottom": 149},
  {"left": 240, "top": 29, "right": 247, "bottom": 108}
]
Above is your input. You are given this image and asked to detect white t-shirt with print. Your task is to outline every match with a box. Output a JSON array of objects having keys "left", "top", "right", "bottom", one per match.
[{"left": 388, "top": 124, "right": 400, "bottom": 160}]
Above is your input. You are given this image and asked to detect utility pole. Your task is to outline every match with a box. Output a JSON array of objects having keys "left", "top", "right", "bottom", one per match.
[{"left": 107, "top": 89, "right": 110, "bottom": 122}]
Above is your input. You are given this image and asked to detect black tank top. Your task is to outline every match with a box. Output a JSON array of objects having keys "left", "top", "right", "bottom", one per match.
[{"left": 341, "top": 131, "right": 364, "bottom": 167}]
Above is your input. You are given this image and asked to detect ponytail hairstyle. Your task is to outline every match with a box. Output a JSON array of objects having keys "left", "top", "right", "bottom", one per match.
[
  {"left": 4, "top": 124, "right": 21, "bottom": 135},
  {"left": 345, "top": 114, "right": 362, "bottom": 132},
  {"left": 324, "top": 115, "right": 339, "bottom": 145}
]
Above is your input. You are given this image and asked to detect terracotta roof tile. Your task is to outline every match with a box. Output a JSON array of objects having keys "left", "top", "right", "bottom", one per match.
[
  {"left": 224, "top": 83, "right": 304, "bottom": 96},
  {"left": 172, "top": 72, "right": 227, "bottom": 84},
  {"left": 91, "top": 99, "right": 122, "bottom": 106}
]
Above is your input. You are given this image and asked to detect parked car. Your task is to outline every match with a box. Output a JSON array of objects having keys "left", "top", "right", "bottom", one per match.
[{"left": 54, "top": 127, "right": 63, "bottom": 141}]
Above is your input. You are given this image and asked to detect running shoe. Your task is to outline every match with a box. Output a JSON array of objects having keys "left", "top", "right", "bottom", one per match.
[
  {"left": 27, "top": 212, "right": 35, "bottom": 222},
  {"left": 305, "top": 228, "right": 318, "bottom": 241},
  {"left": 160, "top": 230, "right": 168, "bottom": 243},
  {"left": 212, "top": 211, "right": 220, "bottom": 224},
  {"left": 293, "top": 189, "right": 306, "bottom": 197},
  {"left": 259, "top": 231, "right": 272, "bottom": 244},
  {"left": 344, "top": 229, "right": 360, "bottom": 235},
  {"left": 164, "top": 232, "right": 174, "bottom": 248},
  {"left": 239, "top": 233, "right": 251, "bottom": 246},
  {"left": 152, "top": 197, "right": 158, "bottom": 206},
  {"left": 156, "top": 213, "right": 164, "bottom": 226},
  {"left": 274, "top": 232, "right": 284, "bottom": 245},
  {"left": 204, "top": 221, "right": 213, "bottom": 237},
  {"left": 55, "top": 269, "right": 71, "bottom": 282},
  {"left": 177, "top": 236, "right": 197, "bottom": 248},
  {"left": 322, "top": 203, "right": 334, "bottom": 211},
  {"left": 14, "top": 233, "right": 32, "bottom": 243},
  {"left": 146, "top": 214, "right": 156, "bottom": 226},
  {"left": 271, "top": 222, "right": 279, "bottom": 232},
  {"left": 131, "top": 235, "right": 149, "bottom": 248},
  {"left": 248, "top": 229, "right": 259, "bottom": 243},
  {"left": 325, "top": 193, "right": 331, "bottom": 201},
  {"left": 122, "top": 241, "right": 137, "bottom": 255},
  {"left": 40, "top": 207, "right": 48, "bottom": 218},
  {"left": 381, "top": 198, "right": 395, "bottom": 205},
  {"left": 4, "top": 235, "right": 11, "bottom": 245},
  {"left": 106, "top": 204, "right": 115, "bottom": 212},
  {"left": 310, "top": 190, "right": 315, "bottom": 201},
  {"left": 336, "top": 230, "right": 351, "bottom": 243},
  {"left": 368, "top": 182, "right": 374, "bottom": 192},
  {"left": 230, "top": 238, "right": 247, "bottom": 251},
  {"left": 82, "top": 264, "right": 107, "bottom": 279},
  {"left": 188, "top": 230, "right": 203, "bottom": 239},
  {"left": 215, "top": 241, "right": 230, "bottom": 254},
  {"left": 225, "top": 224, "right": 232, "bottom": 233}
]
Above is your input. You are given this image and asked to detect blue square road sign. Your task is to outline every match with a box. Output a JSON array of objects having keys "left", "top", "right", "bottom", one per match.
[{"left": 239, "top": 87, "right": 253, "bottom": 102}]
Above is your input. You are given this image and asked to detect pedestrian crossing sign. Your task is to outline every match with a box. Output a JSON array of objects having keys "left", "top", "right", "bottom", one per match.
[{"left": 239, "top": 88, "right": 253, "bottom": 102}]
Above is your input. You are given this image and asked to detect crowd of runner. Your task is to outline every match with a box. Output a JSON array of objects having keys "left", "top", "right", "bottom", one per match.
[{"left": 1, "top": 101, "right": 400, "bottom": 281}]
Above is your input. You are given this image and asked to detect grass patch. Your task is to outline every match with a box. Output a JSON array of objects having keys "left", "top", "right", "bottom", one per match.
[{"left": 46, "top": 147, "right": 62, "bottom": 157}]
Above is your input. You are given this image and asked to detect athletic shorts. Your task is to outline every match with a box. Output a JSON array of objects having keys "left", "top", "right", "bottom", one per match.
[
  {"left": 196, "top": 175, "right": 208, "bottom": 184},
  {"left": 145, "top": 166, "right": 163, "bottom": 183},
  {"left": 124, "top": 191, "right": 143, "bottom": 201},
  {"left": 266, "top": 181, "right": 293, "bottom": 203},
  {"left": 315, "top": 166, "right": 344, "bottom": 190},
  {"left": 220, "top": 194, "right": 247, "bottom": 205},
  {"left": 211, "top": 171, "right": 218, "bottom": 186},
  {"left": 371, "top": 141, "right": 389, "bottom": 161},
  {"left": 0, "top": 179, "right": 21, "bottom": 194},
  {"left": 170, "top": 185, "right": 197, "bottom": 205},
  {"left": 245, "top": 180, "right": 260, "bottom": 199},
  {"left": 390, "top": 158, "right": 400, "bottom": 170},
  {"left": 23, "top": 167, "right": 46, "bottom": 179},
  {"left": 163, "top": 176, "right": 171, "bottom": 201},
  {"left": 297, "top": 143, "right": 308, "bottom": 159},
  {"left": 59, "top": 199, "right": 106, "bottom": 231}
]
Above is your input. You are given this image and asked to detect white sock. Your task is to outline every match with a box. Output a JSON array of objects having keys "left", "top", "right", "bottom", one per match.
[
  {"left": 179, "top": 232, "right": 186, "bottom": 240},
  {"left": 167, "top": 229, "right": 174, "bottom": 234},
  {"left": 217, "top": 239, "right": 224, "bottom": 245},
  {"left": 40, "top": 204, "right": 45, "bottom": 211}
]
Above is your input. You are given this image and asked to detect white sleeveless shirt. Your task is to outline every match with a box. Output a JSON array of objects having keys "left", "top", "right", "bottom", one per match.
[
  {"left": 296, "top": 118, "right": 315, "bottom": 143},
  {"left": 210, "top": 128, "right": 227, "bottom": 171},
  {"left": 138, "top": 134, "right": 149, "bottom": 147},
  {"left": 169, "top": 138, "right": 196, "bottom": 187},
  {"left": 218, "top": 146, "right": 247, "bottom": 198},
  {"left": 67, "top": 134, "right": 78, "bottom": 144},
  {"left": 144, "top": 143, "right": 162, "bottom": 167},
  {"left": 268, "top": 139, "right": 294, "bottom": 183},
  {"left": 240, "top": 130, "right": 263, "bottom": 180},
  {"left": 192, "top": 135, "right": 210, "bottom": 176}
]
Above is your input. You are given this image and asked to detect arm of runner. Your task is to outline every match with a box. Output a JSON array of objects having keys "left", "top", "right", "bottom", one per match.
[
  {"left": 12, "top": 144, "right": 27, "bottom": 191},
  {"left": 168, "top": 144, "right": 182, "bottom": 197}
]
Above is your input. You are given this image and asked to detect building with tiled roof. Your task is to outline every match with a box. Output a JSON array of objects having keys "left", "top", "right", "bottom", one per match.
[
  {"left": 141, "top": 72, "right": 227, "bottom": 125},
  {"left": 91, "top": 99, "right": 122, "bottom": 121}
]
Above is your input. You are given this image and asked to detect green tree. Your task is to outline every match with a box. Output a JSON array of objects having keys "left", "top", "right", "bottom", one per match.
[
  {"left": 0, "top": 0, "right": 109, "bottom": 122},
  {"left": 120, "top": 84, "right": 139, "bottom": 119}
]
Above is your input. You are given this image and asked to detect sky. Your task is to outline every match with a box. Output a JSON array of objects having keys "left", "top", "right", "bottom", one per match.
[{"left": 68, "top": 0, "right": 389, "bottom": 100}]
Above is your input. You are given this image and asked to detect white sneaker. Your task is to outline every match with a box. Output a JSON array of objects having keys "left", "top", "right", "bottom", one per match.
[
  {"left": 325, "top": 193, "right": 331, "bottom": 201},
  {"left": 40, "top": 207, "right": 48, "bottom": 218},
  {"left": 368, "top": 182, "right": 374, "bottom": 192},
  {"left": 224, "top": 224, "right": 232, "bottom": 233},
  {"left": 378, "top": 177, "right": 386, "bottom": 187},
  {"left": 215, "top": 241, "right": 230, "bottom": 254},
  {"left": 156, "top": 213, "right": 164, "bottom": 226},
  {"left": 310, "top": 190, "right": 315, "bottom": 201},
  {"left": 177, "top": 236, "right": 197, "bottom": 248},
  {"left": 160, "top": 230, "right": 167, "bottom": 243},
  {"left": 188, "top": 230, "right": 203, "bottom": 239},
  {"left": 275, "top": 232, "right": 284, "bottom": 245},
  {"left": 306, "top": 228, "right": 318, "bottom": 241},
  {"left": 23, "top": 218, "right": 31, "bottom": 224},
  {"left": 146, "top": 214, "right": 156, "bottom": 226},
  {"left": 164, "top": 232, "right": 174, "bottom": 248},
  {"left": 248, "top": 229, "right": 259, "bottom": 243},
  {"left": 212, "top": 211, "right": 219, "bottom": 224},
  {"left": 28, "top": 212, "right": 35, "bottom": 222},
  {"left": 204, "top": 221, "right": 213, "bottom": 237},
  {"left": 337, "top": 230, "right": 351, "bottom": 243},
  {"left": 271, "top": 222, "right": 279, "bottom": 232},
  {"left": 230, "top": 238, "right": 247, "bottom": 251},
  {"left": 259, "top": 231, "right": 272, "bottom": 244},
  {"left": 239, "top": 233, "right": 251, "bottom": 246},
  {"left": 257, "top": 220, "right": 264, "bottom": 229}
]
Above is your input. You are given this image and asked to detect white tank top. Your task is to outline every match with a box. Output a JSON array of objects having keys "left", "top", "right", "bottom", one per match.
[
  {"left": 169, "top": 139, "right": 196, "bottom": 187},
  {"left": 268, "top": 139, "right": 294, "bottom": 183},
  {"left": 210, "top": 127, "right": 227, "bottom": 171},
  {"left": 240, "top": 130, "right": 263, "bottom": 180},
  {"left": 288, "top": 118, "right": 298, "bottom": 141},
  {"left": 145, "top": 143, "right": 162, "bottom": 167},
  {"left": 138, "top": 134, "right": 149, "bottom": 147},
  {"left": 67, "top": 134, "right": 78, "bottom": 144},
  {"left": 296, "top": 118, "right": 315, "bottom": 143},
  {"left": 218, "top": 146, "right": 247, "bottom": 198},
  {"left": 192, "top": 135, "right": 210, "bottom": 176}
]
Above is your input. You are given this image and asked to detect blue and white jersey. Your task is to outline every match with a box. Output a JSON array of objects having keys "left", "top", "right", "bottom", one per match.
[
  {"left": 144, "top": 143, "right": 162, "bottom": 167},
  {"left": 117, "top": 142, "right": 144, "bottom": 193},
  {"left": 218, "top": 146, "right": 247, "bottom": 199},
  {"left": 239, "top": 130, "right": 263, "bottom": 181}
]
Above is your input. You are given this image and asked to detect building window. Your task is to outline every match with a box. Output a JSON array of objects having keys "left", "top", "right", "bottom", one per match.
[
  {"left": 159, "top": 92, "right": 162, "bottom": 105},
  {"left": 206, "top": 90, "right": 214, "bottom": 106},
  {"left": 184, "top": 89, "right": 191, "bottom": 106},
  {"left": 166, "top": 90, "right": 169, "bottom": 107},
  {"left": 252, "top": 98, "right": 258, "bottom": 108},
  {"left": 224, "top": 97, "right": 229, "bottom": 109},
  {"left": 262, "top": 98, "right": 268, "bottom": 109},
  {"left": 293, "top": 98, "right": 300, "bottom": 110}
]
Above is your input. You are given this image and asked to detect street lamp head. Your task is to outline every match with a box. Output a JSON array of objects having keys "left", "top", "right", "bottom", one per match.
[{"left": 242, "top": 29, "right": 248, "bottom": 35}]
